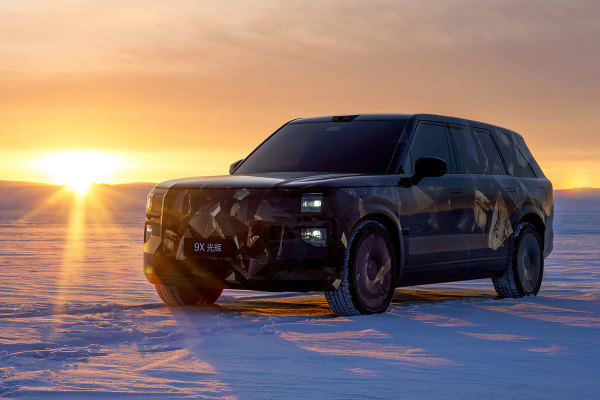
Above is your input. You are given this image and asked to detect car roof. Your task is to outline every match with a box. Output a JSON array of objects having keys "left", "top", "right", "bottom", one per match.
[{"left": 289, "top": 113, "right": 513, "bottom": 133}]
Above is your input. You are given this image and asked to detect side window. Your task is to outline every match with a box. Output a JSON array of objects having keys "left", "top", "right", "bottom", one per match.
[
  {"left": 450, "top": 126, "right": 506, "bottom": 175},
  {"left": 472, "top": 128, "right": 506, "bottom": 175},
  {"left": 450, "top": 126, "right": 485, "bottom": 174},
  {"left": 403, "top": 123, "right": 451, "bottom": 174}
]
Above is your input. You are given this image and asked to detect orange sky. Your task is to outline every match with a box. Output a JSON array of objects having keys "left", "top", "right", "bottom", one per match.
[{"left": 1, "top": 0, "right": 599, "bottom": 189}]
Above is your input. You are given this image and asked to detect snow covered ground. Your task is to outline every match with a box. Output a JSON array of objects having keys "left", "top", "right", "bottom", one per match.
[{"left": 1, "top": 203, "right": 599, "bottom": 398}]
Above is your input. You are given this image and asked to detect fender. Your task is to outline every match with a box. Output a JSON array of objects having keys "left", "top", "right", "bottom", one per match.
[
  {"left": 343, "top": 200, "right": 406, "bottom": 282},
  {"left": 511, "top": 201, "right": 547, "bottom": 228}
]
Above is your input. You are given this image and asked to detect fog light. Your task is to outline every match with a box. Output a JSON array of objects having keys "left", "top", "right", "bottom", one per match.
[
  {"left": 301, "top": 194, "right": 323, "bottom": 213},
  {"left": 301, "top": 228, "right": 327, "bottom": 247},
  {"left": 145, "top": 223, "right": 152, "bottom": 242}
]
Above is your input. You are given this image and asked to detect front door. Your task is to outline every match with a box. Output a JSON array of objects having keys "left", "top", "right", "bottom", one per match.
[{"left": 402, "top": 122, "right": 470, "bottom": 282}]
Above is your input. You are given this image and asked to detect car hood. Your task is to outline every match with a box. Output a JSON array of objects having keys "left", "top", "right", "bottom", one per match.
[{"left": 155, "top": 172, "right": 398, "bottom": 189}]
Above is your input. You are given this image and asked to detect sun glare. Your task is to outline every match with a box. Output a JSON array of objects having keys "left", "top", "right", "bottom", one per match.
[{"left": 34, "top": 151, "right": 125, "bottom": 194}]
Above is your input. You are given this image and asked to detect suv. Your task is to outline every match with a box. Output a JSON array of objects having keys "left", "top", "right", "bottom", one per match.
[{"left": 144, "top": 114, "right": 553, "bottom": 316}]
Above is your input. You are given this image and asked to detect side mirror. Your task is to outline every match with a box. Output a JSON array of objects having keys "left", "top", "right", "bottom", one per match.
[
  {"left": 415, "top": 156, "right": 447, "bottom": 179},
  {"left": 229, "top": 159, "right": 243, "bottom": 174},
  {"left": 399, "top": 157, "right": 447, "bottom": 187}
]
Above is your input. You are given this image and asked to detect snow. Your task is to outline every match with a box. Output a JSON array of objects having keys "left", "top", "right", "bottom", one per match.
[{"left": 1, "top": 204, "right": 599, "bottom": 398}]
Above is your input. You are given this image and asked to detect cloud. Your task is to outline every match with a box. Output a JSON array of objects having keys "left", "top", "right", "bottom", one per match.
[
  {"left": 1, "top": 0, "right": 599, "bottom": 186},
  {"left": 2, "top": 1, "right": 598, "bottom": 77}
]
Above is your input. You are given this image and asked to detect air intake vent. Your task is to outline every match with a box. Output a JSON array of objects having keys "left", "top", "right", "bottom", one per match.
[{"left": 331, "top": 115, "right": 358, "bottom": 122}]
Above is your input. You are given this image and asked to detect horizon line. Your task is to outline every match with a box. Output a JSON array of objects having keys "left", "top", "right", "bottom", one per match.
[{"left": 1, "top": 178, "right": 599, "bottom": 192}]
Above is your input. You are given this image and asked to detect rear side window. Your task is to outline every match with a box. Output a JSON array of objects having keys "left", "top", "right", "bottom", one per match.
[
  {"left": 450, "top": 126, "right": 506, "bottom": 175},
  {"left": 403, "top": 123, "right": 451, "bottom": 174},
  {"left": 492, "top": 128, "right": 537, "bottom": 178}
]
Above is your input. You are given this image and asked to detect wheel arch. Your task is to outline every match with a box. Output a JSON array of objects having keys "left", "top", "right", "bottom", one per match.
[
  {"left": 515, "top": 207, "right": 546, "bottom": 248},
  {"left": 519, "top": 212, "right": 545, "bottom": 233},
  {"left": 351, "top": 211, "right": 404, "bottom": 282}
]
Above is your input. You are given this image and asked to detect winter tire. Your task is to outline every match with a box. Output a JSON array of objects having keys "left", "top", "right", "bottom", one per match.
[
  {"left": 325, "top": 220, "right": 396, "bottom": 316},
  {"left": 155, "top": 284, "right": 223, "bottom": 306},
  {"left": 492, "top": 222, "right": 543, "bottom": 298}
]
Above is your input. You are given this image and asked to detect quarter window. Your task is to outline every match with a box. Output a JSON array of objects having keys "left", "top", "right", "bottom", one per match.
[{"left": 492, "top": 128, "right": 537, "bottom": 178}]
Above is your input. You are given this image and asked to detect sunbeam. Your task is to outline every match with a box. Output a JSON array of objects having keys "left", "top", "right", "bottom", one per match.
[{"left": 53, "top": 193, "right": 86, "bottom": 311}]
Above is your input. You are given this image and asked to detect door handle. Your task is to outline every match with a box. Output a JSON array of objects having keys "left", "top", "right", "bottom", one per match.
[
  {"left": 450, "top": 187, "right": 462, "bottom": 194},
  {"left": 505, "top": 187, "right": 516, "bottom": 192}
]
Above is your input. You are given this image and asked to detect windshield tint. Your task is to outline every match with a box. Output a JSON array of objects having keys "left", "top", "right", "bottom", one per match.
[{"left": 234, "top": 120, "right": 406, "bottom": 174}]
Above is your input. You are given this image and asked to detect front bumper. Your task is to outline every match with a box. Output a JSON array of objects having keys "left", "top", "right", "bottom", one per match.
[
  {"left": 143, "top": 249, "right": 339, "bottom": 292},
  {"left": 143, "top": 187, "right": 347, "bottom": 291}
]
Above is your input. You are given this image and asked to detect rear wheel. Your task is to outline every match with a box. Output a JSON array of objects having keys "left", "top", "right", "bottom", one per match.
[
  {"left": 325, "top": 220, "right": 396, "bottom": 316},
  {"left": 492, "top": 222, "right": 543, "bottom": 298},
  {"left": 155, "top": 284, "right": 222, "bottom": 306}
]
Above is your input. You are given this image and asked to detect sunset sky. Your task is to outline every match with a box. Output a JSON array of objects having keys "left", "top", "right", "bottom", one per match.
[{"left": 1, "top": 0, "right": 599, "bottom": 189}]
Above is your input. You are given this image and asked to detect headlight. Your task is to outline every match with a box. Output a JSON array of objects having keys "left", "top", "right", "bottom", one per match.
[
  {"left": 301, "top": 194, "right": 323, "bottom": 213},
  {"left": 146, "top": 191, "right": 165, "bottom": 216},
  {"left": 301, "top": 227, "right": 327, "bottom": 247}
]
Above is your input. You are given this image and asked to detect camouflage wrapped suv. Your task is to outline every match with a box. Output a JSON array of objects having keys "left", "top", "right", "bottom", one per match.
[{"left": 144, "top": 114, "right": 553, "bottom": 316}]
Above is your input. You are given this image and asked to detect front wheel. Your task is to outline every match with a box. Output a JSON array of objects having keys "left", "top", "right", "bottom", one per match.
[
  {"left": 325, "top": 220, "right": 396, "bottom": 316},
  {"left": 155, "top": 284, "right": 223, "bottom": 307},
  {"left": 492, "top": 222, "right": 544, "bottom": 298}
]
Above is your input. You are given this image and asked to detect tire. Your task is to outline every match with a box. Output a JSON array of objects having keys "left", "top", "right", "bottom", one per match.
[
  {"left": 155, "top": 284, "right": 223, "bottom": 307},
  {"left": 325, "top": 220, "right": 397, "bottom": 316},
  {"left": 492, "top": 222, "right": 544, "bottom": 298}
]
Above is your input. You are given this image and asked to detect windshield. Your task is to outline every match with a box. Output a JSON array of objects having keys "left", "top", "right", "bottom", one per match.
[{"left": 234, "top": 120, "right": 407, "bottom": 175}]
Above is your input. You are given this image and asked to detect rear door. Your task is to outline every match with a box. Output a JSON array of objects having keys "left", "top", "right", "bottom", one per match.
[
  {"left": 448, "top": 125, "right": 517, "bottom": 274},
  {"left": 402, "top": 122, "right": 469, "bottom": 282}
]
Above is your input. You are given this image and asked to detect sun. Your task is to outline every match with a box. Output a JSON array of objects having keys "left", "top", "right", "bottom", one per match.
[
  {"left": 35, "top": 151, "right": 125, "bottom": 194},
  {"left": 65, "top": 176, "right": 93, "bottom": 194}
]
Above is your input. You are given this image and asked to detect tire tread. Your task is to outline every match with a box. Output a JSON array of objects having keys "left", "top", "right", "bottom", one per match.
[
  {"left": 324, "top": 220, "right": 395, "bottom": 316},
  {"left": 155, "top": 284, "right": 185, "bottom": 306},
  {"left": 492, "top": 222, "right": 542, "bottom": 298},
  {"left": 154, "top": 284, "right": 222, "bottom": 306}
]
